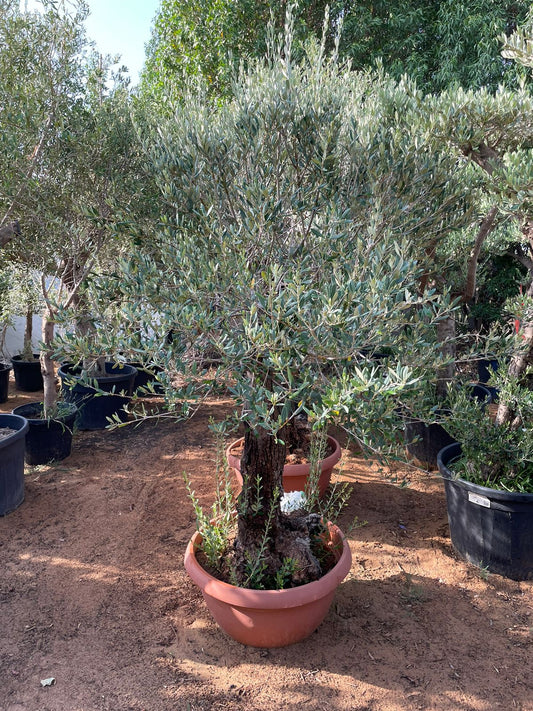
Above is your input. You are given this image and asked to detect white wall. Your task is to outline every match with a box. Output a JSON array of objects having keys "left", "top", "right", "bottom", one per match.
[{"left": 2, "top": 315, "right": 42, "bottom": 358}]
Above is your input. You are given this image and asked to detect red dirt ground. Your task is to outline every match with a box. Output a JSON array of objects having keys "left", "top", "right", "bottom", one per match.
[{"left": 1, "top": 379, "right": 532, "bottom": 711}]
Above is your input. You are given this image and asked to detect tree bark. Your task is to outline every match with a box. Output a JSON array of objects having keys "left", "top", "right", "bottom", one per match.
[
  {"left": 237, "top": 425, "right": 286, "bottom": 543},
  {"left": 463, "top": 141, "right": 500, "bottom": 174},
  {"left": 40, "top": 309, "right": 58, "bottom": 417},
  {"left": 232, "top": 422, "right": 324, "bottom": 588},
  {"left": 22, "top": 309, "right": 34, "bottom": 360},
  {"left": 0, "top": 220, "right": 20, "bottom": 248}
]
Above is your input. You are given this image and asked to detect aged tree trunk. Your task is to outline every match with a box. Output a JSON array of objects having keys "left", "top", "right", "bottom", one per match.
[
  {"left": 232, "top": 422, "right": 324, "bottom": 588},
  {"left": 282, "top": 410, "right": 310, "bottom": 453},
  {"left": 21, "top": 308, "right": 35, "bottom": 360},
  {"left": 463, "top": 206, "right": 499, "bottom": 303}
]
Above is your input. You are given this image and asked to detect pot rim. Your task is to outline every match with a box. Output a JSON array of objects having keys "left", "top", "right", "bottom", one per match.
[
  {"left": 184, "top": 521, "right": 352, "bottom": 609},
  {"left": 226, "top": 434, "right": 341, "bottom": 474},
  {"left": 11, "top": 353, "right": 40, "bottom": 363},
  {"left": 437, "top": 442, "right": 533, "bottom": 503},
  {"left": 0, "top": 413, "right": 29, "bottom": 447},
  {"left": 58, "top": 361, "right": 137, "bottom": 386},
  {"left": 12, "top": 401, "right": 78, "bottom": 423}
]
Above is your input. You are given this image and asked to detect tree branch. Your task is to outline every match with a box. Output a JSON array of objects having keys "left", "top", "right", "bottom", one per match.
[{"left": 463, "top": 206, "right": 499, "bottom": 302}]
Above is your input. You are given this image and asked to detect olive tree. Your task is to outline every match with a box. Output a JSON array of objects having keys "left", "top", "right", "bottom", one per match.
[
  {"left": 0, "top": 0, "right": 158, "bottom": 414},
  {"left": 93, "top": 20, "right": 477, "bottom": 587}
]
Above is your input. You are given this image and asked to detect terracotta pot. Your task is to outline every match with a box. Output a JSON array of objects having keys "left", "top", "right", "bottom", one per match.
[
  {"left": 226, "top": 435, "right": 341, "bottom": 497},
  {"left": 184, "top": 522, "right": 352, "bottom": 648}
]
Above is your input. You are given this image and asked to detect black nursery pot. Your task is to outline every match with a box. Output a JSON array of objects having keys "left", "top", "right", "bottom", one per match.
[
  {"left": 0, "top": 362, "right": 11, "bottom": 403},
  {"left": 438, "top": 442, "right": 533, "bottom": 581},
  {"left": 404, "top": 384, "right": 492, "bottom": 471},
  {"left": 0, "top": 413, "right": 29, "bottom": 516},
  {"left": 58, "top": 362, "right": 137, "bottom": 430},
  {"left": 12, "top": 402, "right": 78, "bottom": 465},
  {"left": 11, "top": 354, "right": 43, "bottom": 392},
  {"left": 404, "top": 417, "right": 456, "bottom": 471}
]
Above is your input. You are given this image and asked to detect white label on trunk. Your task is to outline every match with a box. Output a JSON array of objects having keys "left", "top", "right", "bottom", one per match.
[{"left": 468, "top": 492, "right": 491, "bottom": 508}]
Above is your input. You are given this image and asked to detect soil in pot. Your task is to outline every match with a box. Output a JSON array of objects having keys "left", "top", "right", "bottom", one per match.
[
  {"left": 58, "top": 362, "right": 137, "bottom": 430},
  {"left": 0, "top": 361, "right": 11, "bottom": 403},
  {"left": 184, "top": 521, "right": 352, "bottom": 648},
  {"left": 11, "top": 354, "right": 43, "bottom": 392},
  {"left": 11, "top": 402, "right": 77, "bottom": 465},
  {"left": 226, "top": 435, "right": 341, "bottom": 497},
  {"left": 0, "top": 413, "right": 29, "bottom": 515},
  {"left": 437, "top": 442, "right": 533, "bottom": 581}
]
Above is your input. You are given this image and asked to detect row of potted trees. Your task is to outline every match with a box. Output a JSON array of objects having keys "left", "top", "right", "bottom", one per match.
[{"left": 0, "top": 355, "right": 164, "bottom": 516}]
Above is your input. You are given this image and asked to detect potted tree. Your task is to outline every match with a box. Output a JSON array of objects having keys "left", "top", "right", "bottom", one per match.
[
  {"left": 6, "top": 265, "right": 44, "bottom": 392},
  {"left": 0, "top": 3, "right": 157, "bottom": 437},
  {"left": 0, "top": 266, "right": 13, "bottom": 403},
  {"left": 113, "top": 15, "right": 472, "bottom": 646},
  {"left": 11, "top": 272, "right": 79, "bottom": 464},
  {"left": 433, "top": 15, "right": 533, "bottom": 580},
  {"left": 437, "top": 284, "right": 533, "bottom": 580}
]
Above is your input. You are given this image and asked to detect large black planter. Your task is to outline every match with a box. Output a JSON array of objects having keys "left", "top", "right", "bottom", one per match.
[
  {"left": 58, "top": 362, "right": 137, "bottom": 430},
  {"left": 12, "top": 402, "right": 78, "bottom": 465},
  {"left": 0, "top": 361, "right": 11, "bottom": 403},
  {"left": 0, "top": 413, "right": 29, "bottom": 516},
  {"left": 11, "top": 354, "right": 43, "bottom": 392},
  {"left": 438, "top": 442, "right": 533, "bottom": 581},
  {"left": 404, "top": 384, "right": 492, "bottom": 470}
]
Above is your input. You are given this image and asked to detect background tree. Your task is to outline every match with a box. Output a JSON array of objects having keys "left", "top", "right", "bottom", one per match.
[
  {"left": 141, "top": 0, "right": 337, "bottom": 99},
  {"left": 337, "top": 0, "right": 529, "bottom": 92},
  {"left": 0, "top": 0, "right": 159, "bottom": 414},
  {"left": 141, "top": 0, "right": 530, "bottom": 100}
]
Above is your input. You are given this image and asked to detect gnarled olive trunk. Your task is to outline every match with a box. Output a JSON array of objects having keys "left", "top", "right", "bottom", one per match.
[
  {"left": 232, "top": 423, "right": 324, "bottom": 588},
  {"left": 21, "top": 308, "right": 35, "bottom": 361}
]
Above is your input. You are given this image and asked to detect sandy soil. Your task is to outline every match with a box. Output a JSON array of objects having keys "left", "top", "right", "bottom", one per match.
[{"left": 1, "top": 379, "right": 532, "bottom": 711}]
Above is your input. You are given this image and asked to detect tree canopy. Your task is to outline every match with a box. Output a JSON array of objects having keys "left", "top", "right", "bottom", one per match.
[{"left": 141, "top": 0, "right": 531, "bottom": 98}]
